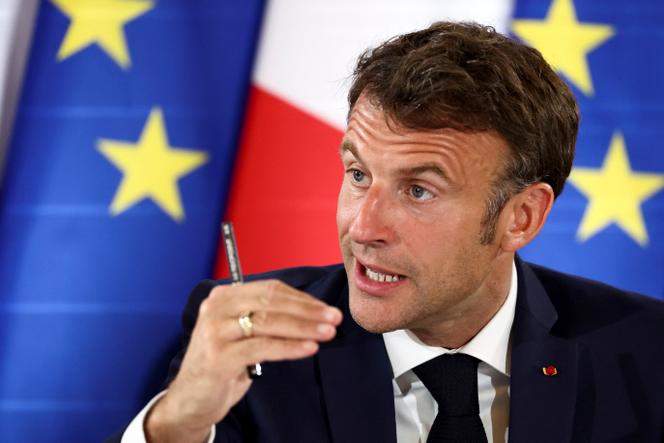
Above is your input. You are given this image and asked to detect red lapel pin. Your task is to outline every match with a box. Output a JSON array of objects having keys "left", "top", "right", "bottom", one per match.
[{"left": 542, "top": 365, "right": 558, "bottom": 376}]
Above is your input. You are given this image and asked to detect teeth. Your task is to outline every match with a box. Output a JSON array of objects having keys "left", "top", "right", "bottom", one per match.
[{"left": 365, "top": 266, "right": 400, "bottom": 283}]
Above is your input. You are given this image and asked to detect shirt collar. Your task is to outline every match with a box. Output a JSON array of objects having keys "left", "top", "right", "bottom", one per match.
[{"left": 383, "top": 260, "right": 517, "bottom": 379}]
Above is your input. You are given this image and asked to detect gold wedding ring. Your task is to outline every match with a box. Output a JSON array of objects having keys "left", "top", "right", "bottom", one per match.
[{"left": 238, "top": 312, "right": 254, "bottom": 338}]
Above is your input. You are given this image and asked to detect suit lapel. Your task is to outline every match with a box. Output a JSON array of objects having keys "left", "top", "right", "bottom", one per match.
[
  {"left": 315, "top": 277, "right": 396, "bottom": 443},
  {"left": 508, "top": 258, "right": 579, "bottom": 443}
]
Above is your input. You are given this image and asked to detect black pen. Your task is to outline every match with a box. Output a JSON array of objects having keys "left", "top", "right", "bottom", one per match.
[{"left": 221, "top": 222, "right": 262, "bottom": 379}]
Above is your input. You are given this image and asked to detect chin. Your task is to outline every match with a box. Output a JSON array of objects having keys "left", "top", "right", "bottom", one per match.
[
  {"left": 348, "top": 293, "right": 407, "bottom": 333},
  {"left": 351, "top": 312, "right": 398, "bottom": 333}
]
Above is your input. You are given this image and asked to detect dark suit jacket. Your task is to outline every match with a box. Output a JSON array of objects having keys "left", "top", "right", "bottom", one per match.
[{"left": 117, "top": 259, "right": 664, "bottom": 442}]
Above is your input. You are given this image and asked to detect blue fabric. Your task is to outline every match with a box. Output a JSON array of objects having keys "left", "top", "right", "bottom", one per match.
[
  {"left": 0, "top": 1, "right": 264, "bottom": 440},
  {"left": 514, "top": 0, "right": 664, "bottom": 299}
]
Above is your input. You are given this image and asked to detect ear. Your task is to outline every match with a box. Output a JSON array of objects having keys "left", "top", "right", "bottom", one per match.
[{"left": 499, "top": 182, "right": 555, "bottom": 252}]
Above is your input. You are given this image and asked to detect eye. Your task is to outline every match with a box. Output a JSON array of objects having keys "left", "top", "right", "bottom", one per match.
[
  {"left": 409, "top": 184, "right": 434, "bottom": 201},
  {"left": 349, "top": 169, "right": 366, "bottom": 184}
]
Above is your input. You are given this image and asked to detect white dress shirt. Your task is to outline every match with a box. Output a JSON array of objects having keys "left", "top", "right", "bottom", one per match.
[
  {"left": 383, "top": 261, "right": 517, "bottom": 443},
  {"left": 123, "top": 262, "right": 517, "bottom": 443}
]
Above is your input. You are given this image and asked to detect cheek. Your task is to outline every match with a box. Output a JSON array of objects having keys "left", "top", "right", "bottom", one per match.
[
  {"left": 405, "top": 210, "right": 476, "bottom": 265},
  {"left": 410, "top": 206, "right": 463, "bottom": 239},
  {"left": 436, "top": 198, "right": 486, "bottom": 235}
]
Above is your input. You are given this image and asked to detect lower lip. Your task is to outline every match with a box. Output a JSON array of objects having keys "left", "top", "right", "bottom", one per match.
[{"left": 353, "top": 260, "right": 406, "bottom": 296}]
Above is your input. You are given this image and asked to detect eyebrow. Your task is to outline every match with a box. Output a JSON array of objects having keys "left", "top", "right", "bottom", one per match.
[
  {"left": 339, "top": 140, "right": 359, "bottom": 160},
  {"left": 396, "top": 163, "right": 449, "bottom": 182},
  {"left": 339, "top": 139, "right": 450, "bottom": 182}
]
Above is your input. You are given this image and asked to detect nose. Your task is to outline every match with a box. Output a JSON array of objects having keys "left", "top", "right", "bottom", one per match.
[{"left": 348, "top": 185, "right": 395, "bottom": 246}]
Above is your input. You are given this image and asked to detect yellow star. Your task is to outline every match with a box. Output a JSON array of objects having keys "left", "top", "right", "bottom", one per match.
[
  {"left": 97, "top": 107, "right": 209, "bottom": 222},
  {"left": 51, "top": 0, "right": 154, "bottom": 68},
  {"left": 568, "top": 132, "right": 664, "bottom": 246},
  {"left": 511, "top": 0, "right": 614, "bottom": 96}
]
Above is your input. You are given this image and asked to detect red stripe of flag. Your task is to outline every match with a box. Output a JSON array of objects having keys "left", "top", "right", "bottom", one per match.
[{"left": 215, "top": 86, "right": 343, "bottom": 278}]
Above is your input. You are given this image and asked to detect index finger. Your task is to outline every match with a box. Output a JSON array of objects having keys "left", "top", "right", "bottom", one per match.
[{"left": 209, "top": 279, "right": 343, "bottom": 324}]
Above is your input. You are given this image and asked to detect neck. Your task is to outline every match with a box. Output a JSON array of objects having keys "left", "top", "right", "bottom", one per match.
[{"left": 411, "top": 253, "right": 514, "bottom": 349}]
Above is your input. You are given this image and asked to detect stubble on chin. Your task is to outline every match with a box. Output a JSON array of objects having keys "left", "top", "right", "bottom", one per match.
[
  {"left": 347, "top": 286, "right": 420, "bottom": 334},
  {"left": 348, "top": 300, "right": 395, "bottom": 333}
]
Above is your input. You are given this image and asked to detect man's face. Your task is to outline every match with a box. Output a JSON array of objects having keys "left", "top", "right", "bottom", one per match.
[{"left": 337, "top": 96, "right": 510, "bottom": 334}]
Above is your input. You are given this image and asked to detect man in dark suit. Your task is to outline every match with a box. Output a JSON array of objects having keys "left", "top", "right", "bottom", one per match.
[{"left": 115, "top": 22, "right": 664, "bottom": 442}]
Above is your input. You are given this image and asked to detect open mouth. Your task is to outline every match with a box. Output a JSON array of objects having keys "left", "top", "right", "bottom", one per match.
[
  {"left": 364, "top": 265, "right": 402, "bottom": 282},
  {"left": 355, "top": 260, "right": 406, "bottom": 287}
]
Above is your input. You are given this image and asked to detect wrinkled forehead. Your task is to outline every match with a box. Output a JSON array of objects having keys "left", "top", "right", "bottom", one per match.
[
  {"left": 342, "top": 98, "right": 510, "bottom": 189},
  {"left": 344, "top": 95, "right": 508, "bottom": 155}
]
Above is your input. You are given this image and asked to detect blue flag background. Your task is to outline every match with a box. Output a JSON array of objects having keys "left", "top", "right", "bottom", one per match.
[
  {"left": 514, "top": 0, "right": 664, "bottom": 297},
  {"left": 0, "top": 0, "right": 264, "bottom": 440},
  {"left": 0, "top": 0, "right": 662, "bottom": 442}
]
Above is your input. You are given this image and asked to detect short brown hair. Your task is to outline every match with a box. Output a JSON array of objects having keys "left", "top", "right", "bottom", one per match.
[{"left": 348, "top": 21, "right": 579, "bottom": 243}]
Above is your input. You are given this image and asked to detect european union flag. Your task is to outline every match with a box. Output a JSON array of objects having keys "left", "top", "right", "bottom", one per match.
[
  {"left": 0, "top": 0, "right": 264, "bottom": 440},
  {"left": 513, "top": 0, "right": 664, "bottom": 299},
  {"left": 2, "top": 0, "right": 664, "bottom": 441}
]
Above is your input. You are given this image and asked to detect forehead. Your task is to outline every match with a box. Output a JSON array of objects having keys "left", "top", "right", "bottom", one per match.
[{"left": 343, "top": 96, "right": 508, "bottom": 176}]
